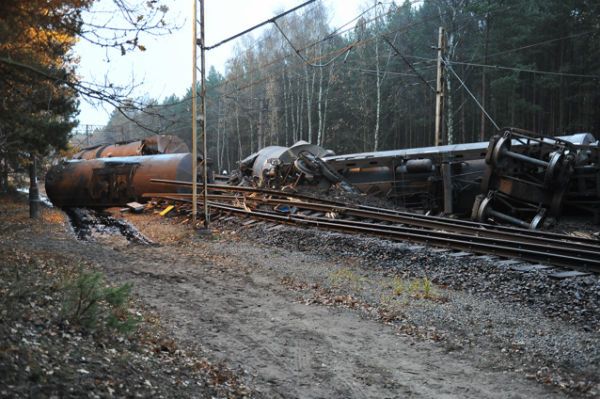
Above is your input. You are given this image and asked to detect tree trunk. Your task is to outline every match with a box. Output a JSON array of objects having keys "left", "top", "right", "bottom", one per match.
[
  {"left": 480, "top": 12, "right": 490, "bottom": 141},
  {"left": 446, "top": 32, "right": 455, "bottom": 145},
  {"left": 298, "top": 76, "right": 304, "bottom": 142},
  {"left": 317, "top": 56, "right": 324, "bottom": 146},
  {"left": 374, "top": 35, "right": 381, "bottom": 151},
  {"left": 321, "top": 62, "right": 335, "bottom": 147},
  {"left": 282, "top": 65, "right": 290, "bottom": 146},
  {"left": 29, "top": 154, "right": 40, "bottom": 219},
  {"left": 258, "top": 99, "right": 264, "bottom": 150},
  {"left": 304, "top": 64, "right": 316, "bottom": 143}
]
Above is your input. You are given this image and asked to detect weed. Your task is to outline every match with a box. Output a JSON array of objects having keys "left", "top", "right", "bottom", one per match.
[
  {"left": 329, "top": 268, "right": 363, "bottom": 290},
  {"left": 408, "top": 279, "right": 421, "bottom": 296},
  {"left": 422, "top": 276, "right": 433, "bottom": 298},
  {"left": 391, "top": 277, "right": 404, "bottom": 296},
  {"left": 380, "top": 293, "right": 393, "bottom": 305}
]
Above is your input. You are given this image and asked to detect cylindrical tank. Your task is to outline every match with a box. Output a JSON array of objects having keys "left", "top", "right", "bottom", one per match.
[
  {"left": 45, "top": 153, "right": 202, "bottom": 208},
  {"left": 405, "top": 159, "right": 434, "bottom": 173},
  {"left": 247, "top": 140, "right": 332, "bottom": 185},
  {"left": 250, "top": 141, "right": 332, "bottom": 184},
  {"left": 73, "top": 135, "right": 189, "bottom": 160}
]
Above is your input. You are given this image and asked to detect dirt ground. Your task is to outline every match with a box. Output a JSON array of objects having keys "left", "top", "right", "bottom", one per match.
[{"left": 2, "top": 196, "right": 599, "bottom": 398}]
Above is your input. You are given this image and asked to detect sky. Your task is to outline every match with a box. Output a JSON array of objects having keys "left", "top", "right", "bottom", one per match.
[{"left": 75, "top": 0, "right": 368, "bottom": 126}]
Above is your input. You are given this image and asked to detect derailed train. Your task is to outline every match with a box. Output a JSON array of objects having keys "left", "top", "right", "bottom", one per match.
[
  {"left": 237, "top": 128, "right": 600, "bottom": 229},
  {"left": 46, "top": 153, "right": 201, "bottom": 208},
  {"left": 46, "top": 135, "right": 208, "bottom": 208},
  {"left": 46, "top": 129, "right": 600, "bottom": 229}
]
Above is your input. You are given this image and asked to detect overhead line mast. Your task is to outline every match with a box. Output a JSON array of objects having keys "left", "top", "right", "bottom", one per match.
[{"left": 190, "top": 0, "right": 316, "bottom": 229}]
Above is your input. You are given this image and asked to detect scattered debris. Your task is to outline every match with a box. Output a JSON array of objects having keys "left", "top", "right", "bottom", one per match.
[{"left": 160, "top": 205, "right": 175, "bottom": 217}]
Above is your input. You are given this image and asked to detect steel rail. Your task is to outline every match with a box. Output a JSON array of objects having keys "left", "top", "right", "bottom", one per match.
[
  {"left": 149, "top": 178, "right": 600, "bottom": 246},
  {"left": 247, "top": 198, "right": 600, "bottom": 256},
  {"left": 143, "top": 190, "right": 600, "bottom": 253},
  {"left": 158, "top": 195, "right": 600, "bottom": 272}
]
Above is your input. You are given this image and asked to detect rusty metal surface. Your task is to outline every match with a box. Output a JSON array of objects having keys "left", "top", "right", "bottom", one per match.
[
  {"left": 73, "top": 135, "right": 189, "bottom": 160},
  {"left": 45, "top": 153, "right": 201, "bottom": 208},
  {"left": 321, "top": 131, "right": 597, "bottom": 219},
  {"left": 474, "top": 128, "right": 600, "bottom": 228}
]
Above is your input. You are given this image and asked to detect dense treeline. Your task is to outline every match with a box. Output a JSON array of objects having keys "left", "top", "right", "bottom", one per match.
[
  {"left": 0, "top": 0, "right": 89, "bottom": 188},
  {"left": 0, "top": 0, "right": 170, "bottom": 192},
  {"left": 98, "top": 0, "right": 600, "bottom": 172}
]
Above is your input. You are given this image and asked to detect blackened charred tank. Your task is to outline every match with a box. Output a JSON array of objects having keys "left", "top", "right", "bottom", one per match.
[{"left": 45, "top": 153, "right": 209, "bottom": 208}]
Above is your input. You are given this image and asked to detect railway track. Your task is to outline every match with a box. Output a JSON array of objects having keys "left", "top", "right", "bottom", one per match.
[{"left": 145, "top": 179, "right": 600, "bottom": 273}]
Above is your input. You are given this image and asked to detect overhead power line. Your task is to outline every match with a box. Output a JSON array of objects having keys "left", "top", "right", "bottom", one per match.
[
  {"left": 484, "top": 30, "right": 598, "bottom": 60},
  {"left": 203, "top": 0, "right": 317, "bottom": 51},
  {"left": 443, "top": 59, "right": 500, "bottom": 130},
  {"left": 273, "top": 20, "right": 353, "bottom": 68},
  {"left": 383, "top": 37, "right": 436, "bottom": 93},
  {"left": 447, "top": 59, "right": 600, "bottom": 79},
  {"left": 406, "top": 55, "right": 600, "bottom": 79}
]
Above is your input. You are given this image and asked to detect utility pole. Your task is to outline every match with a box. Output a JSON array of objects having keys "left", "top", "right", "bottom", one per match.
[
  {"left": 191, "top": 0, "right": 198, "bottom": 225},
  {"left": 200, "top": 0, "right": 209, "bottom": 229},
  {"left": 434, "top": 27, "right": 452, "bottom": 214},
  {"left": 434, "top": 27, "right": 445, "bottom": 146}
]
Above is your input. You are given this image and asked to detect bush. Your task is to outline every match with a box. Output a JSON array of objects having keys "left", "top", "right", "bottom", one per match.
[{"left": 62, "top": 269, "right": 139, "bottom": 334}]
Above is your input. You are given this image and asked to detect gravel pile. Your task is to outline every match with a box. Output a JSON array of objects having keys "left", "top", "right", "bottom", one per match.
[{"left": 246, "top": 225, "right": 600, "bottom": 329}]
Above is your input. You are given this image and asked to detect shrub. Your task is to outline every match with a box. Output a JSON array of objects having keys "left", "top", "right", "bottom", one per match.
[{"left": 62, "top": 268, "right": 139, "bottom": 334}]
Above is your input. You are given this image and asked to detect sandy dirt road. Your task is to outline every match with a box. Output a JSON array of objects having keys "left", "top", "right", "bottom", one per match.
[
  {"left": 79, "top": 226, "right": 565, "bottom": 399},
  {"left": 4, "top": 205, "right": 574, "bottom": 399}
]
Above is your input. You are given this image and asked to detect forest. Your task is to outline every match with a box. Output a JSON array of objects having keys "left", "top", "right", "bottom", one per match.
[
  {"left": 94, "top": 0, "right": 600, "bottom": 173},
  {"left": 2, "top": 0, "right": 600, "bottom": 176}
]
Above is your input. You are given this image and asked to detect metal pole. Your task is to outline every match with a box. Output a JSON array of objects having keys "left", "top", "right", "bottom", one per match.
[
  {"left": 191, "top": 0, "right": 198, "bottom": 224},
  {"left": 441, "top": 159, "right": 453, "bottom": 215},
  {"left": 434, "top": 27, "right": 445, "bottom": 146},
  {"left": 200, "top": 0, "right": 209, "bottom": 228}
]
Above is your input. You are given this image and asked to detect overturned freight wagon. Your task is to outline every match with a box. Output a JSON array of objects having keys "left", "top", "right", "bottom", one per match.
[
  {"left": 231, "top": 129, "right": 599, "bottom": 228},
  {"left": 323, "top": 129, "right": 599, "bottom": 228},
  {"left": 45, "top": 153, "right": 210, "bottom": 208}
]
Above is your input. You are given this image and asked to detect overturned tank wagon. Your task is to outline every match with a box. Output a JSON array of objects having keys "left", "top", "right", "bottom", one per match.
[
  {"left": 45, "top": 153, "right": 209, "bottom": 208},
  {"left": 72, "top": 134, "right": 189, "bottom": 160},
  {"left": 324, "top": 141, "right": 489, "bottom": 213},
  {"left": 232, "top": 140, "right": 350, "bottom": 191},
  {"left": 323, "top": 130, "right": 599, "bottom": 226}
]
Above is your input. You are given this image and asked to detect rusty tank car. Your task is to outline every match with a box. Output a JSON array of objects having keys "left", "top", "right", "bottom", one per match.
[
  {"left": 72, "top": 135, "right": 189, "bottom": 160},
  {"left": 45, "top": 153, "right": 209, "bottom": 208}
]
